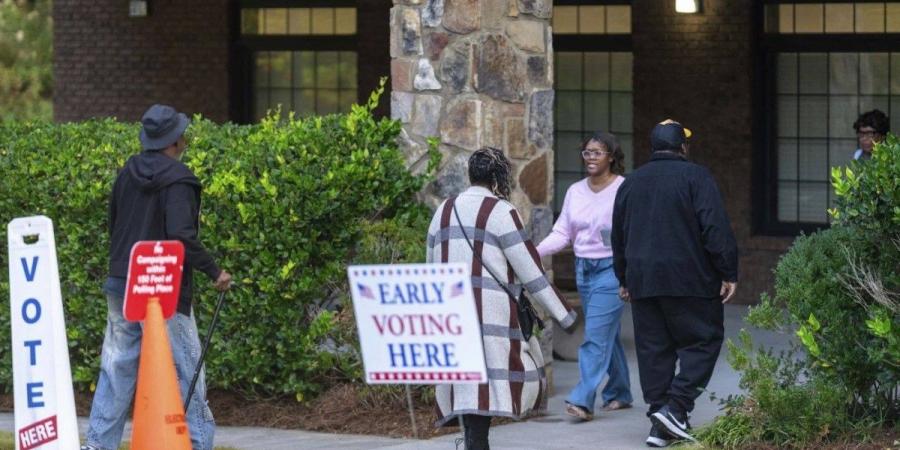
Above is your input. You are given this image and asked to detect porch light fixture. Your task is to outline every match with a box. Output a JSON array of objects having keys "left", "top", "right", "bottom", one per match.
[
  {"left": 129, "top": 0, "right": 148, "bottom": 17},
  {"left": 675, "top": 0, "right": 700, "bottom": 14}
]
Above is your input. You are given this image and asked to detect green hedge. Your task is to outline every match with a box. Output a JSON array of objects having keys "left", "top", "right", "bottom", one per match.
[{"left": 0, "top": 86, "right": 440, "bottom": 399}]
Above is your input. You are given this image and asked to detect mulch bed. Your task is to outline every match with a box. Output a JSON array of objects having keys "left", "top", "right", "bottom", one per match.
[
  {"left": 208, "top": 385, "right": 461, "bottom": 439},
  {"left": 0, "top": 384, "right": 471, "bottom": 439}
]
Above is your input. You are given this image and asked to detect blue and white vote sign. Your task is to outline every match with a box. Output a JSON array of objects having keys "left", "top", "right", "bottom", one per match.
[
  {"left": 347, "top": 263, "right": 487, "bottom": 385},
  {"left": 8, "top": 216, "right": 79, "bottom": 450}
]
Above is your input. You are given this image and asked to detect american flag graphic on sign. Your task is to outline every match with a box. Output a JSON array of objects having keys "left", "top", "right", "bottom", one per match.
[
  {"left": 357, "top": 283, "right": 376, "bottom": 300},
  {"left": 450, "top": 281, "right": 465, "bottom": 298}
]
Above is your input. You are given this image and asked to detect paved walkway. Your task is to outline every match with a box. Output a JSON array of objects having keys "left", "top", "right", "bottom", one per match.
[{"left": 1, "top": 304, "right": 790, "bottom": 449}]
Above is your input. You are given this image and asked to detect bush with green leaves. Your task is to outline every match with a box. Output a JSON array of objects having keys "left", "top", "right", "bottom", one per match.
[
  {"left": 829, "top": 133, "right": 900, "bottom": 415},
  {"left": 700, "top": 134, "right": 899, "bottom": 448},
  {"left": 765, "top": 227, "right": 896, "bottom": 413},
  {"left": 830, "top": 133, "right": 900, "bottom": 385},
  {"left": 698, "top": 331, "right": 855, "bottom": 449},
  {"left": 831, "top": 133, "right": 900, "bottom": 237},
  {"left": 0, "top": 86, "right": 440, "bottom": 400}
]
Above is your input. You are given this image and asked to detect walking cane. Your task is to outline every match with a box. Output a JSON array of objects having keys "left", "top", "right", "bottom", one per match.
[{"left": 184, "top": 290, "right": 227, "bottom": 412}]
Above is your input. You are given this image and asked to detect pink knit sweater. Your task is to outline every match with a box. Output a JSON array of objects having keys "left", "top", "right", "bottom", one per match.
[{"left": 536, "top": 176, "right": 624, "bottom": 259}]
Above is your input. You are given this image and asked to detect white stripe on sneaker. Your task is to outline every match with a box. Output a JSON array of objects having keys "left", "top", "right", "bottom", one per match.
[
  {"left": 645, "top": 436, "right": 671, "bottom": 448},
  {"left": 651, "top": 412, "right": 697, "bottom": 443}
]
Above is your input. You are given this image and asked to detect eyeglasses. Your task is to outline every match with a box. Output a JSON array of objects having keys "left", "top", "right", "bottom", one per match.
[
  {"left": 857, "top": 130, "right": 881, "bottom": 139},
  {"left": 581, "top": 150, "right": 611, "bottom": 159}
]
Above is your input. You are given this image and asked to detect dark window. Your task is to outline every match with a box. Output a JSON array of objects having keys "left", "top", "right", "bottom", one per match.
[
  {"left": 253, "top": 50, "right": 358, "bottom": 121},
  {"left": 552, "top": 1, "right": 633, "bottom": 214},
  {"left": 758, "top": 1, "right": 900, "bottom": 235},
  {"left": 235, "top": 2, "right": 359, "bottom": 122}
]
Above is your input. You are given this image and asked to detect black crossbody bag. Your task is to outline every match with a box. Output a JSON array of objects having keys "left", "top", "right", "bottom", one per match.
[{"left": 452, "top": 204, "right": 544, "bottom": 341}]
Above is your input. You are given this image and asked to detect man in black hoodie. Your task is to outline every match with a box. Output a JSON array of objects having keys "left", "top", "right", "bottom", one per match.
[
  {"left": 611, "top": 120, "right": 738, "bottom": 447},
  {"left": 82, "top": 105, "right": 231, "bottom": 450}
]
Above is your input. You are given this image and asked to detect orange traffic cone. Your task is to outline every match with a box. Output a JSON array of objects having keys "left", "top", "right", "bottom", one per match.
[{"left": 130, "top": 297, "right": 192, "bottom": 450}]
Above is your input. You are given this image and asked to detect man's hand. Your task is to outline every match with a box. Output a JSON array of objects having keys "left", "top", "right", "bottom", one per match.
[
  {"left": 214, "top": 270, "right": 233, "bottom": 292},
  {"left": 720, "top": 281, "right": 737, "bottom": 304},
  {"left": 618, "top": 286, "right": 631, "bottom": 303}
]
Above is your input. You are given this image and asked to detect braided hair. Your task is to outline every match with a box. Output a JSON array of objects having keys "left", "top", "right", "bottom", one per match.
[{"left": 468, "top": 147, "right": 512, "bottom": 200}]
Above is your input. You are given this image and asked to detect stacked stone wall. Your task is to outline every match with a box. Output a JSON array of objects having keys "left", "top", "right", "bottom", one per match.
[{"left": 391, "top": 0, "right": 556, "bottom": 241}]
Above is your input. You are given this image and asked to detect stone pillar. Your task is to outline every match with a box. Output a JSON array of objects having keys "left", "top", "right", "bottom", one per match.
[
  {"left": 390, "top": 0, "right": 557, "bottom": 383},
  {"left": 390, "top": 0, "right": 554, "bottom": 236}
]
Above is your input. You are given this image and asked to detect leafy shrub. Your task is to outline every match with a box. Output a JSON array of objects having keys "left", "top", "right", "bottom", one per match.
[
  {"left": 831, "top": 133, "right": 900, "bottom": 237},
  {"left": 831, "top": 133, "right": 900, "bottom": 394},
  {"left": 698, "top": 332, "right": 855, "bottom": 449},
  {"left": 701, "top": 135, "right": 899, "bottom": 448},
  {"left": 767, "top": 227, "right": 896, "bottom": 407},
  {"left": 0, "top": 85, "right": 440, "bottom": 399}
]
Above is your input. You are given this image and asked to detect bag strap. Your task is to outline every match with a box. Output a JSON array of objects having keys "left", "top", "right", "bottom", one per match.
[{"left": 451, "top": 198, "right": 519, "bottom": 301}]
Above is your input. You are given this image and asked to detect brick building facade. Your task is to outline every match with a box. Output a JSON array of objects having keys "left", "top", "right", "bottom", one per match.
[
  {"left": 53, "top": 1, "right": 900, "bottom": 304},
  {"left": 631, "top": 1, "right": 790, "bottom": 303},
  {"left": 53, "top": 0, "right": 391, "bottom": 122},
  {"left": 53, "top": 0, "right": 232, "bottom": 122}
]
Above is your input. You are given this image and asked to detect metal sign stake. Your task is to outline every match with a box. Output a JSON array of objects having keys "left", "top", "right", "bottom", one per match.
[{"left": 405, "top": 385, "right": 419, "bottom": 439}]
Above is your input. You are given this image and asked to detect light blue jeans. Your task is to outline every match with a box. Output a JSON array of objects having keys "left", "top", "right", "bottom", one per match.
[
  {"left": 567, "top": 257, "right": 633, "bottom": 411},
  {"left": 85, "top": 293, "right": 215, "bottom": 450}
]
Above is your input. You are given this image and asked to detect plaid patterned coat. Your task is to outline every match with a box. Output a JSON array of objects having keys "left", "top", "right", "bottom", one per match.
[{"left": 426, "top": 186, "right": 577, "bottom": 426}]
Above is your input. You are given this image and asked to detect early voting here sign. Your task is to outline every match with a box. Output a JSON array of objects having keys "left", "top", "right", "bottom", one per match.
[
  {"left": 348, "top": 263, "right": 486, "bottom": 384},
  {"left": 7, "top": 216, "right": 79, "bottom": 450}
]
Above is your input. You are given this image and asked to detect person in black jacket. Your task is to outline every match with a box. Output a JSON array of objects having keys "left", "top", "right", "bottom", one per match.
[
  {"left": 611, "top": 119, "right": 738, "bottom": 448},
  {"left": 82, "top": 105, "right": 231, "bottom": 450}
]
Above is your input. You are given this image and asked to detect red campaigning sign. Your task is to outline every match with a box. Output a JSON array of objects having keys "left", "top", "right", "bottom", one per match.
[{"left": 124, "top": 241, "right": 185, "bottom": 321}]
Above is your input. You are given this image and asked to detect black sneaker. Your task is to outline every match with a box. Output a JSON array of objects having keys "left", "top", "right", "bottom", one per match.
[
  {"left": 646, "top": 424, "right": 676, "bottom": 447},
  {"left": 650, "top": 405, "right": 696, "bottom": 443}
]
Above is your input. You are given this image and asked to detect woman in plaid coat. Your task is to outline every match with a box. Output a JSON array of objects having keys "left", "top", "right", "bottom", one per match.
[{"left": 426, "top": 148, "right": 577, "bottom": 449}]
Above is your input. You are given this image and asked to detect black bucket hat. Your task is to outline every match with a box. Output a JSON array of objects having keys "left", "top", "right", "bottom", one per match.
[{"left": 139, "top": 104, "right": 190, "bottom": 151}]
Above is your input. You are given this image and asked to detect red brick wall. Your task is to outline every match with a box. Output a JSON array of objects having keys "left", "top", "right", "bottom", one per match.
[
  {"left": 632, "top": 0, "right": 793, "bottom": 304},
  {"left": 54, "top": 1, "right": 391, "bottom": 122},
  {"left": 53, "top": 0, "right": 231, "bottom": 122}
]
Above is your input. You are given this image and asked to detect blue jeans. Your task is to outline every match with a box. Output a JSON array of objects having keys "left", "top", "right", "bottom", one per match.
[
  {"left": 567, "top": 257, "right": 633, "bottom": 410},
  {"left": 85, "top": 293, "right": 215, "bottom": 450}
]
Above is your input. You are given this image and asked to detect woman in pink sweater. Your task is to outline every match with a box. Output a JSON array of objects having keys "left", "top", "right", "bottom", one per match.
[{"left": 537, "top": 131, "right": 633, "bottom": 421}]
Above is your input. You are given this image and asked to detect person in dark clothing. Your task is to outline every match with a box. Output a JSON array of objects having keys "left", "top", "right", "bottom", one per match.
[
  {"left": 611, "top": 119, "right": 738, "bottom": 447},
  {"left": 82, "top": 104, "right": 232, "bottom": 450}
]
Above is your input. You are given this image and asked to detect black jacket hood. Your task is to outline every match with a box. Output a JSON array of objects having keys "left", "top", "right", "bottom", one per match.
[{"left": 124, "top": 150, "right": 199, "bottom": 193}]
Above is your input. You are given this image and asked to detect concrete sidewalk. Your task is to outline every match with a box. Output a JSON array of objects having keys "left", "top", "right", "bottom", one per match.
[{"left": 1, "top": 304, "right": 791, "bottom": 449}]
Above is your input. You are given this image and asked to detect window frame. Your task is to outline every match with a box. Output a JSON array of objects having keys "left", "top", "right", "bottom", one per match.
[
  {"left": 552, "top": 0, "right": 633, "bottom": 215},
  {"left": 231, "top": 0, "right": 359, "bottom": 123},
  {"left": 755, "top": 1, "right": 900, "bottom": 235}
]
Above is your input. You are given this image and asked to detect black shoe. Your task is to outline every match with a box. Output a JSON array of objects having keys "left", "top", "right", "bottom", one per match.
[
  {"left": 650, "top": 405, "right": 696, "bottom": 443},
  {"left": 646, "top": 424, "right": 675, "bottom": 448}
]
